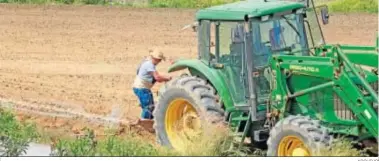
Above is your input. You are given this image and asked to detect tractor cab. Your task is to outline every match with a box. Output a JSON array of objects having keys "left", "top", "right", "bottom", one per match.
[{"left": 194, "top": 0, "right": 328, "bottom": 117}]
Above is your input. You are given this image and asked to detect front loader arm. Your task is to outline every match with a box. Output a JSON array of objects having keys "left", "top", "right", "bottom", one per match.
[
  {"left": 269, "top": 45, "right": 378, "bottom": 137},
  {"left": 317, "top": 44, "right": 378, "bottom": 68},
  {"left": 332, "top": 45, "right": 378, "bottom": 137}
]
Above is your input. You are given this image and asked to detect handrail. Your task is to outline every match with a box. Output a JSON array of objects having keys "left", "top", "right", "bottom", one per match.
[
  {"left": 335, "top": 45, "right": 378, "bottom": 103},
  {"left": 322, "top": 44, "right": 377, "bottom": 51},
  {"left": 339, "top": 45, "right": 376, "bottom": 51}
]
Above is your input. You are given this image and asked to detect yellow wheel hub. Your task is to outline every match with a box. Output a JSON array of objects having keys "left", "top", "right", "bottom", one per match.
[
  {"left": 278, "top": 135, "right": 311, "bottom": 156},
  {"left": 165, "top": 98, "right": 202, "bottom": 150}
]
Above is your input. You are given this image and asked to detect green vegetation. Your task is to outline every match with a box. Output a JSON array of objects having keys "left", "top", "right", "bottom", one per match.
[
  {"left": 49, "top": 122, "right": 255, "bottom": 156},
  {"left": 0, "top": 108, "right": 254, "bottom": 156},
  {"left": 0, "top": 108, "right": 373, "bottom": 156},
  {"left": 49, "top": 129, "right": 176, "bottom": 156},
  {"left": 317, "top": 137, "right": 371, "bottom": 156},
  {"left": 327, "top": 0, "right": 378, "bottom": 13},
  {"left": 0, "top": 0, "right": 107, "bottom": 5},
  {"left": 0, "top": 109, "right": 39, "bottom": 156}
]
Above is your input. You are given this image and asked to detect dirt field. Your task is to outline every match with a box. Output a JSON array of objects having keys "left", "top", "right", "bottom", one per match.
[{"left": 0, "top": 4, "right": 378, "bottom": 138}]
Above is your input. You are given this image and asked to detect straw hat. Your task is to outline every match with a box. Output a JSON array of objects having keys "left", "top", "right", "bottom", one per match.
[{"left": 149, "top": 49, "right": 166, "bottom": 61}]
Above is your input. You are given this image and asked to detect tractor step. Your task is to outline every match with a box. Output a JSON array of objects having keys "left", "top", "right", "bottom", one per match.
[
  {"left": 232, "top": 136, "right": 251, "bottom": 144},
  {"left": 232, "top": 132, "right": 245, "bottom": 137},
  {"left": 231, "top": 116, "right": 249, "bottom": 121},
  {"left": 224, "top": 109, "right": 253, "bottom": 151}
]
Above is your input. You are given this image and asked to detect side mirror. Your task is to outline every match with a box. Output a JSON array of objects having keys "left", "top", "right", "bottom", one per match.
[
  {"left": 192, "top": 25, "right": 197, "bottom": 32},
  {"left": 180, "top": 22, "right": 198, "bottom": 32},
  {"left": 321, "top": 6, "right": 329, "bottom": 25}
]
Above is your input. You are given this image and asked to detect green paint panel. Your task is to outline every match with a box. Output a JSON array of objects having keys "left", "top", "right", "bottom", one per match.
[
  {"left": 339, "top": 45, "right": 377, "bottom": 51},
  {"left": 344, "top": 53, "right": 378, "bottom": 67}
]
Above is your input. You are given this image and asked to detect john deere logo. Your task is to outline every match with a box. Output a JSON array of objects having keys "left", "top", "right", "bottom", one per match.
[{"left": 289, "top": 65, "right": 320, "bottom": 72}]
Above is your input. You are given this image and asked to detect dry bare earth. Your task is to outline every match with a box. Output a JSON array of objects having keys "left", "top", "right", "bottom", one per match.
[{"left": 0, "top": 4, "right": 377, "bottom": 138}]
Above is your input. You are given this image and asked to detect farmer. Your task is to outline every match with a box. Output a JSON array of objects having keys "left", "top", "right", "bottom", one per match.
[{"left": 132, "top": 49, "right": 172, "bottom": 122}]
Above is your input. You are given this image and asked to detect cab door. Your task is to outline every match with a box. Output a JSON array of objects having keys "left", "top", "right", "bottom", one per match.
[{"left": 217, "top": 21, "right": 250, "bottom": 107}]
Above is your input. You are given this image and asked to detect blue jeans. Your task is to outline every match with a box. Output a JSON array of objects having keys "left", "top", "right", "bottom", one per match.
[{"left": 133, "top": 88, "right": 154, "bottom": 119}]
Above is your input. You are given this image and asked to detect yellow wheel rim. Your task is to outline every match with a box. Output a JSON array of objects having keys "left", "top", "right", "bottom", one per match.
[
  {"left": 165, "top": 98, "right": 201, "bottom": 150},
  {"left": 278, "top": 135, "right": 311, "bottom": 156}
]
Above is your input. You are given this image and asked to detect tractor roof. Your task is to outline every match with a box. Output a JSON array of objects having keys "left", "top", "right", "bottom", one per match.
[{"left": 195, "top": 0, "right": 306, "bottom": 21}]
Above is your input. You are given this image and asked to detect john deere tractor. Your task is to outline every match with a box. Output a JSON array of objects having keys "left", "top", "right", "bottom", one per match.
[{"left": 153, "top": 0, "right": 378, "bottom": 156}]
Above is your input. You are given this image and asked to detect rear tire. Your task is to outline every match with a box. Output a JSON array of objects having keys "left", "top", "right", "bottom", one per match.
[
  {"left": 153, "top": 75, "right": 225, "bottom": 150},
  {"left": 267, "top": 115, "right": 332, "bottom": 156}
]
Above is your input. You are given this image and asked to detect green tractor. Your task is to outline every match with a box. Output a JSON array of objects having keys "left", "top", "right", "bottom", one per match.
[{"left": 153, "top": 0, "right": 378, "bottom": 156}]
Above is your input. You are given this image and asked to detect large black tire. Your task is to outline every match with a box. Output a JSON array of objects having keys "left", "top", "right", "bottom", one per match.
[
  {"left": 267, "top": 115, "right": 332, "bottom": 156},
  {"left": 157, "top": 73, "right": 189, "bottom": 98},
  {"left": 153, "top": 75, "right": 225, "bottom": 149}
]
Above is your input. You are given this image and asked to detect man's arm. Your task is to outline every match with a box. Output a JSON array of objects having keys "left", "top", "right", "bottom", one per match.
[
  {"left": 143, "top": 61, "right": 171, "bottom": 83},
  {"left": 152, "top": 71, "right": 171, "bottom": 82}
]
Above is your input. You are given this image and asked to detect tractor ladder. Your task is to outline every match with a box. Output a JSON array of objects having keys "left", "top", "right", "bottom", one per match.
[{"left": 222, "top": 109, "right": 252, "bottom": 153}]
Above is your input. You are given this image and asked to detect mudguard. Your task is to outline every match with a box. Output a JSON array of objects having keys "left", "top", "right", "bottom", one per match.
[{"left": 167, "top": 59, "right": 234, "bottom": 111}]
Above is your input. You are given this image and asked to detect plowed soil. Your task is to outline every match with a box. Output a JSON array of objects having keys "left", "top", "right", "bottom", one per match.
[{"left": 0, "top": 4, "right": 377, "bottom": 138}]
